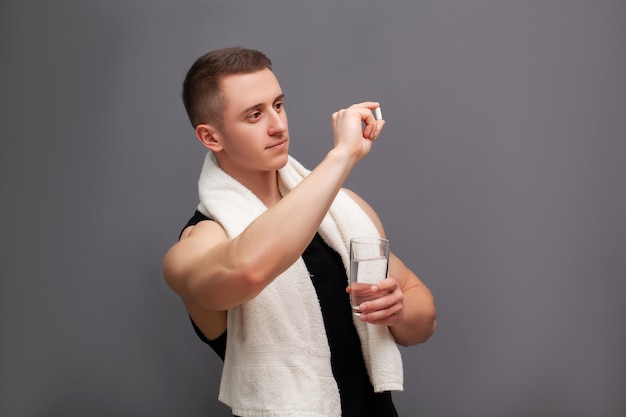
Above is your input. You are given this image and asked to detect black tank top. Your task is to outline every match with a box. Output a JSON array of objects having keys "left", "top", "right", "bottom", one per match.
[{"left": 182, "top": 211, "right": 398, "bottom": 417}]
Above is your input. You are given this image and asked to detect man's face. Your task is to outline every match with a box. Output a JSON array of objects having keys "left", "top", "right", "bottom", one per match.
[{"left": 214, "top": 68, "right": 289, "bottom": 175}]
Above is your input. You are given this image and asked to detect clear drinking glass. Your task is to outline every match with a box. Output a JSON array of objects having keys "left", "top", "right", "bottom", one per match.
[{"left": 349, "top": 237, "right": 390, "bottom": 316}]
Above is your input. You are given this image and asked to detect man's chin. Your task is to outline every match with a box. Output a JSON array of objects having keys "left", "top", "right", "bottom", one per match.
[{"left": 275, "top": 153, "right": 290, "bottom": 170}]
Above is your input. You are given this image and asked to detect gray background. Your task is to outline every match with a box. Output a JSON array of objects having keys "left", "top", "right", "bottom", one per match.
[{"left": 1, "top": 1, "right": 624, "bottom": 416}]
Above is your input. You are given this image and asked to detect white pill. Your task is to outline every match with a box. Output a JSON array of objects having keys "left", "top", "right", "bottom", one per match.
[{"left": 374, "top": 107, "right": 383, "bottom": 120}]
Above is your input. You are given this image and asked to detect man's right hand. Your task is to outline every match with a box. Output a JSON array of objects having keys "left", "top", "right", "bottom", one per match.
[{"left": 331, "top": 102, "right": 385, "bottom": 162}]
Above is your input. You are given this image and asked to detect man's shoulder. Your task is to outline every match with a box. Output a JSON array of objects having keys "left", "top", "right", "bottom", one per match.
[{"left": 179, "top": 210, "right": 213, "bottom": 238}]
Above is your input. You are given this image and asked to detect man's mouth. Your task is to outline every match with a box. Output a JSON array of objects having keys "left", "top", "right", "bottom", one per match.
[{"left": 266, "top": 139, "right": 287, "bottom": 149}]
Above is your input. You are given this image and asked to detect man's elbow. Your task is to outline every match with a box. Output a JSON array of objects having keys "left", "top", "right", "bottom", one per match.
[
  {"left": 418, "top": 318, "right": 437, "bottom": 345},
  {"left": 395, "top": 310, "right": 437, "bottom": 347}
]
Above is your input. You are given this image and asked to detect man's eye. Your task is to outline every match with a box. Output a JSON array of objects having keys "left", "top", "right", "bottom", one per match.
[
  {"left": 248, "top": 111, "right": 261, "bottom": 120},
  {"left": 274, "top": 102, "right": 284, "bottom": 111}
]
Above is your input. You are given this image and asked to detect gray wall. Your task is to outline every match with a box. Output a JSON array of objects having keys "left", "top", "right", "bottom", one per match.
[{"left": 1, "top": 1, "right": 624, "bottom": 416}]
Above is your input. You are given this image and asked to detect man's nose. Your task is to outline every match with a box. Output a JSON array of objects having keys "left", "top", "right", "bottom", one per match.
[{"left": 268, "top": 111, "right": 287, "bottom": 135}]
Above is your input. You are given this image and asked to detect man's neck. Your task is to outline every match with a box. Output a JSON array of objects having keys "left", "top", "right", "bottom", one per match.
[
  {"left": 240, "top": 171, "right": 282, "bottom": 208},
  {"left": 217, "top": 161, "right": 282, "bottom": 208}
]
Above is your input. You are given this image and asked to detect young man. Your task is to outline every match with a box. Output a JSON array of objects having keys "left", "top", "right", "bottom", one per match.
[{"left": 162, "top": 47, "right": 436, "bottom": 417}]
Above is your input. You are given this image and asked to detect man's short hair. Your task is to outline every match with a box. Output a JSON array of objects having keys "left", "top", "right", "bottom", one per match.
[{"left": 182, "top": 47, "right": 272, "bottom": 128}]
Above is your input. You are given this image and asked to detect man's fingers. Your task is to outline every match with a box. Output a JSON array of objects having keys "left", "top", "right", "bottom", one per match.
[{"left": 348, "top": 101, "right": 380, "bottom": 110}]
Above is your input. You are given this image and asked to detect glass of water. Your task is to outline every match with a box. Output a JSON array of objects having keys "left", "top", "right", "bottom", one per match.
[{"left": 349, "top": 237, "right": 390, "bottom": 316}]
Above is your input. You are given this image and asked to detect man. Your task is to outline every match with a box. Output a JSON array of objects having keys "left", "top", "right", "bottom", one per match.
[{"left": 162, "top": 47, "right": 436, "bottom": 417}]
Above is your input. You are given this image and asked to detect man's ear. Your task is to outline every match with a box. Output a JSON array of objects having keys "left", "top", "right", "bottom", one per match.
[{"left": 195, "top": 124, "right": 223, "bottom": 152}]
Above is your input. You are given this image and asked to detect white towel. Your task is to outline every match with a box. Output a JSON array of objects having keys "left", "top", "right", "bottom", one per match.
[{"left": 197, "top": 152, "right": 403, "bottom": 416}]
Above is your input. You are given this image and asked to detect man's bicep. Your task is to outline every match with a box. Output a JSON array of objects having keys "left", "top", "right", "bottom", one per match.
[
  {"left": 389, "top": 252, "right": 426, "bottom": 292},
  {"left": 162, "top": 220, "right": 229, "bottom": 300}
]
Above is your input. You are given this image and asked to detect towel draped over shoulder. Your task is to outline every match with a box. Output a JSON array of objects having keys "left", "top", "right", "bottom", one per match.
[{"left": 197, "top": 152, "right": 403, "bottom": 417}]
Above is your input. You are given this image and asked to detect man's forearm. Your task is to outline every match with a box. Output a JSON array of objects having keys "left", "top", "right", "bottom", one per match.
[
  {"left": 232, "top": 148, "right": 358, "bottom": 286},
  {"left": 390, "top": 287, "right": 437, "bottom": 346}
]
